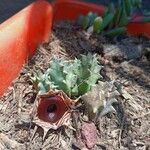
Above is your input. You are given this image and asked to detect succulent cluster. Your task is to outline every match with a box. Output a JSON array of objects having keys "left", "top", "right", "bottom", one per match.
[
  {"left": 77, "top": 0, "right": 150, "bottom": 37},
  {"left": 81, "top": 80, "right": 120, "bottom": 121},
  {"left": 30, "top": 54, "right": 102, "bottom": 98},
  {"left": 30, "top": 54, "right": 102, "bottom": 136}
]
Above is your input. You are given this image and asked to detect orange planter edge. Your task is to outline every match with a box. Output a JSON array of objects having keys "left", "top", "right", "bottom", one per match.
[
  {"left": 0, "top": 0, "right": 150, "bottom": 97},
  {"left": 52, "top": 0, "right": 105, "bottom": 22},
  {"left": 0, "top": 0, "right": 53, "bottom": 96}
]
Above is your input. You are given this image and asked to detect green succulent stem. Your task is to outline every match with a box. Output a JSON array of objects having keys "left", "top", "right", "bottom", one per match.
[
  {"left": 30, "top": 54, "right": 102, "bottom": 98},
  {"left": 76, "top": 0, "right": 146, "bottom": 38}
]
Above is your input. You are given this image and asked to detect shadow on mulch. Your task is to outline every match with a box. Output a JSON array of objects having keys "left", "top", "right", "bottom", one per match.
[{"left": 115, "top": 62, "right": 150, "bottom": 91}]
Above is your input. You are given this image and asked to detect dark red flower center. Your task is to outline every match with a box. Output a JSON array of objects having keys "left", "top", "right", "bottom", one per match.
[
  {"left": 37, "top": 96, "right": 68, "bottom": 123},
  {"left": 47, "top": 104, "right": 57, "bottom": 113}
]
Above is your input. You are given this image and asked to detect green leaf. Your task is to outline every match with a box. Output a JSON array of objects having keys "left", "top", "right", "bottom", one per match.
[
  {"left": 118, "top": 0, "right": 129, "bottom": 27},
  {"left": 56, "top": 81, "right": 70, "bottom": 95},
  {"left": 63, "top": 64, "right": 78, "bottom": 96},
  {"left": 49, "top": 59, "right": 65, "bottom": 82},
  {"left": 125, "top": 0, "right": 132, "bottom": 16},
  {"left": 105, "top": 27, "right": 126, "bottom": 37},
  {"left": 108, "top": 3, "right": 116, "bottom": 14},
  {"left": 107, "top": 3, "right": 116, "bottom": 29},
  {"left": 114, "top": 7, "right": 122, "bottom": 27},
  {"left": 81, "top": 16, "right": 90, "bottom": 29},
  {"left": 103, "top": 8, "right": 109, "bottom": 18},
  {"left": 38, "top": 82, "right": 47, "bottom": 94},
  {"left": 78, "top": 82, "right": 91, "bottom": 96},
  {"left": 101, "top": 12, "right": 114, "bottom": 30},
  {"left": 77, "top": 15, "right": 85, "bottom": 25},
  {"left": 93, "top": 17, "right": 103, "bottom": 33},
  {"left": 76, "top": 54, "right": 101, "bottom": 88},
  {"left": 87, "top": 12, "right": 98, "bottom": 26}
]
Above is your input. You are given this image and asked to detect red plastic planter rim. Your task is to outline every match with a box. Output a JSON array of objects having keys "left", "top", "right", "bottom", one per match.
[{"left": 0, "top": 0, "right": 150, "bottom": 97}]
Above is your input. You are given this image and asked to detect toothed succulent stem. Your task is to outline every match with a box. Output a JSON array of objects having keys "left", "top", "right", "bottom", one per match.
[{"left": 30, "top": 54, "right": 102, "bottom": 98}]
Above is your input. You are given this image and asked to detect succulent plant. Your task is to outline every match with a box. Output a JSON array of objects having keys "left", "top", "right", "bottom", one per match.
[
  {"left": 30, "top": 54, "right": 102, "bottom": 98},
  {"left": 30, "top": 54, "right": 102, "bottom": 138},
  {"left": 81, "top": 80, "right": 120, "bottom": 121},
  {"left": 93, "top": 17, "right": 103, "bottom": 33},
  {"left": 76, "top": 0, "right": 150, "bottom": 37}
]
